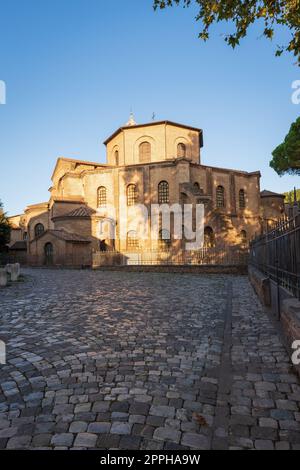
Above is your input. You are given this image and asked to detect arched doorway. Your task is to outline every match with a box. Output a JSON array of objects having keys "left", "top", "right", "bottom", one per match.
[
  {"left": 44, "top": 242, "right": 53, "bottom": 266},
  {"left": 204, "top": 227, "right": 215, "bottom": 248}
]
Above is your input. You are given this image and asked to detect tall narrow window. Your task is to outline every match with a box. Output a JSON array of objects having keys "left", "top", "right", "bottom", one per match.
[
  {"left": 177, "top": 143, "right": 186, "bottom": 158},
  {"left": 216, "top": 185, "right": 225, "bottom": 208},
  {"left": 240, "top": 230, "right": 247, "bottom": 245},
  {"left": 127, "top": 184, "right": 137, "bottom": 206},
  {"left": 97, "top": 186, "right": 107, "bottom": 208},
  {"left": 139, "top": 142, "right": 151, "bottom": 163},
  {"left": 239, "top": 189, "right": 246, "bottom": 209},
  {"left": 204, "top": 227, "right": 215, "bottom": 248},
  {"left": 34, "top": 223, "right": 44, "bottom": 238},
  {"left": 114, "top": 150, "right": 119, "bottom": 166},
  {"left": 127, "top": 230, "right": 139, "bottom": 250},
  {"left": 158, "top": 181, "right": 169, "bottom": 204}
]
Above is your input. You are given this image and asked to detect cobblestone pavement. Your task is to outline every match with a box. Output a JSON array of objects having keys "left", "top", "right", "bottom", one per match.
[{"left": 0, "top": 269, "right": 299, "bottom": 450}]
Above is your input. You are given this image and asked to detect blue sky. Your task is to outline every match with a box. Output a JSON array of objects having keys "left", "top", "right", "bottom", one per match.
[{"left": 0, "top": 0, "right": 299, "bottom": 215}]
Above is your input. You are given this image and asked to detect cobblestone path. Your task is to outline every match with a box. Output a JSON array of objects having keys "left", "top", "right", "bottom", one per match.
[{"left": 0, "top": 269, "right": 299, "bottom": 450}]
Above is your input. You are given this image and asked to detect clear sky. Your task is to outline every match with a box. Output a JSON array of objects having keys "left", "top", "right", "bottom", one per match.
[{"left": 0, "top": 0, "right": 299, "bottom": 215}]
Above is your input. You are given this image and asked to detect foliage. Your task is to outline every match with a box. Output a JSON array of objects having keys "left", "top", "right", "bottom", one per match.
[
  {"left": 0, "top": 200, "right": 11, "bottom": 251},
  {"left": 153, "top": 0, "right": 300, "bottom": 65},
  {"left": 270, "top": 117, "right": 300, "bottom": 175},
  {"left": 283, "top": 188, "right": 300, "bottom": 203}
]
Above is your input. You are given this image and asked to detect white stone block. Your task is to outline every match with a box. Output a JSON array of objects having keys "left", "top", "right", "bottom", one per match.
[{"left": 5, "top": 264, "right": 20, "bottom": 281}]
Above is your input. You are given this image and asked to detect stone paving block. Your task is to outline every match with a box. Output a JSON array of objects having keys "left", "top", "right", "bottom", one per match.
[
  {"left": 96, "top": 433, "right": 121, "bottom": 449},
  {"left": 73, "top": 432, "right": 97, "bottom": 448},
  {"left": 32, "top": 434, "right": 52, "bottom": 447},
  {"left": 150, "top": 405, "right": 175, "bottom": 419},
  {"left": 92, "top": 402, "right": 110, "bottom": 413},
  {"left": 6, "top": 435, "right": 31, "bottom": 449},
  {"left": 119, "top": 435, "right": 141, "bottom": 450},
  {"left": 279, "top": 420, "right": 300, "bottom": 431},
  {"left": 50, "top": 433, "right": 74, "bottom": 447},
  {"left": 250, "top": 426, "right": 278, "bottom": 440},
  {"left": 110, "top": 422, "right": 132, "bottom": 435},
  {"left": 258, "top": 418, "right": 278, "bottom": 429},
  {"left": 275, "top": 441, "right": 290, "bottom": 450},
  {"left": 111, "top": 412, "right": 128, "bottom": 421},
  {"left": 231, "top": 437, "right": 254, "bottom": 449},
  {"left": 270, "top": 409, "right": 294, "bottom": 421},
  {"left": 153, "top": 427, "right": 181, "bottom": 444},
  {"left": 254, "top": 439, "right": 274, "bottom": 450},
  {"left": 74, "top": 403, "right": 91, "bottom": 414},
  {"left": 69, "top": 421, "right": 88, "bottom": 433},
  {"left": 276, "top": 400, "right": 298, "bottom": 411},
  {"left": 128, "top": 414, "right": 146, "bottom": 425},
  {"left": 0, "top": 427, "right": 18, "bottom": 439},
  {"left": 87, "top": 422, "right": 111, "bottom": 434},
  {"left": 140, "top": 425, "right": 155, "bottom": 438},
  {"left": 230, "top": 424, "right": 249, "bottom": 438},
  {"left": 129, "top": 403, "right": 150, "bottom": 415},
  {"left": 181, "top": 432, "right": 210, "bottom": 449}
]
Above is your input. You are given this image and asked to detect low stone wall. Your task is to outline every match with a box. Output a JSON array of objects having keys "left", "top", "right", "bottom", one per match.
[
  {"left": 93, "top": 264, "right": 248, "bottom": 275},
  {"left": 92, "top": 252, "right": 126, "bottom": 268},
  {"left": 281, "top": 298, "right": 300, "bottom": 377},
  {"left": 248, "top": 265, "right": 271, "bottom": 306},
  {"left": 249, "top": 265, "right": 300, "bottom": 378}
]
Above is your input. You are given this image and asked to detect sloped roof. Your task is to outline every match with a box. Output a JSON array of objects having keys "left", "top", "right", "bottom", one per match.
[
  {"left": 31, "top": 229, "right": 91, "bottom": 243},
  {"left": 51, "top": 157, "right": 108, "bottom": 181},
  {"left": 261, "top": 190, "right": 284, "bottom": 198},
  {"left": 63, "top": 207, "right": 96, "bottom": 218},
  {"left": 9, "top": 241, "right": 27, "bottom": 251},
  {"left": 51, "top": 206, "right": 96, "bottom": 222},
  {"left": 103, "top": 120, "right": 203, "bottom": 146}
]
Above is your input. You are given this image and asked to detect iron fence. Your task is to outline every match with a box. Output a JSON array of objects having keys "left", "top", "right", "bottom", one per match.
[
  {"left": 0, "top": 252, "right": 24, "bottom": 267},
  {"left": 249, "top": 214, "right": 300, "bottom": 300},
  {"left": 93, "top": 246, "right": 249, "bottom": 267}
]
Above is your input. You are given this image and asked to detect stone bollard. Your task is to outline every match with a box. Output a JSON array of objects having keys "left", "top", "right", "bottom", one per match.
[
  {"left": 0, "top": 268, "right": 8, "bottom": 287},
  {"left": 15, "top": 263, "right": 20, "bottom": 278},
  {"left": 5, "top": 263, "right": 20, "bottom": 282},
  {"left": 5, "top": 264, "right": 12, "bottom": 280}
]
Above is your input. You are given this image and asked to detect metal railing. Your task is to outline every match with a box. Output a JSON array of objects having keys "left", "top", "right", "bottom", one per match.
[
  {"left": 93, "top": 246, "right": 249, "bottom": 267},
  {"left": 249, "top": 214, "right": 300, "bottom": 300},
  {"left": 0, "top": 253, "right": 24, "bottom": 267}
]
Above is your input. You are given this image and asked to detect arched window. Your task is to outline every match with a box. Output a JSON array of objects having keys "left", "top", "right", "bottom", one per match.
[
  {"left": 204, "top": 227, "right": 215, "bottom": 248},
  {"left": 240, "top": 230, "right": 247, "bottom": 245},
  {"left": 139, "top": 142, "right": 151, "bottom": 163},
  {"left": 23, "top": 232, "right": 28, "bottom": 241},
  {"left": 177, "top": 143, "right": 186, "bottom": 158},
  {"left": 158, "top": 181, "right": 169, "bottom": 204},
  {"left": 158, "top": 229, "right": 171, "bottom": 250},
  {"left": 193, "top": 182, "right": 200, "bottom": 192},
  {"left": 34, "top": 223, "right": 44, "bottom": 238},
  {"left": 216, "top": 185, "right": 225, "bottom": 208},
  {"left": 97, "top": 186, "right": 107, "bottom": 208},
  {"left": 127, "top": 230, "right": 139, "bottom": 250},
  {"left": 127, "top": 184, "right": 137, "bottom": 206},
  {"left": 114, "top": 150, "right": 119, "bottom": 166},
  {"left": 239, "top": 189, "right": 246, "bottom": 209}
]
